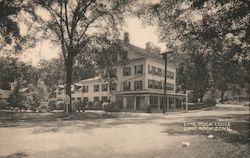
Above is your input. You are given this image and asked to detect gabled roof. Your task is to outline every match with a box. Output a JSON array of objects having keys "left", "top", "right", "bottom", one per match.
[
  {"left": 19, "top": 87, "right": 29, "bottom": 93},
  {"left": 124, "top": 42, "right": 176, "bottom": 67},
  {"left": 79, "top": 76, "right": 101, "bottom": 83},
  {"left": 124, "top": 43, "right": 162, "bottom": 60}
]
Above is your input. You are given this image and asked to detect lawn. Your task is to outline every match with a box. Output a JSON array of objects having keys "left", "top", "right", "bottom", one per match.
[{"left": 0, "top": 104, "right": 249, "bottom": 158}]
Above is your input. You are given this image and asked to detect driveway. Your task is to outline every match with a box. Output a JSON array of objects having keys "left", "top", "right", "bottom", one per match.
[{"left": 0, "top": 104, "right": 249, "bottom": 158}]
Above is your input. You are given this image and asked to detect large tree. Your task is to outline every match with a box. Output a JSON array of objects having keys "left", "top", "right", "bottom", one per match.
[
  {"left": 34, "top": 0, "right": 133, "bottom": 113},
  {"left": 39, "top": 56, "right": 96, "bottom": 98},
  {"left": 137, "top": 0, "right": 250, "bottom": 102},
  {"left": 0, "top": 57, "right": 40, "bottom": 90},
  {"left": 0, "top": 0, "right": 38, "bottom": 54}
]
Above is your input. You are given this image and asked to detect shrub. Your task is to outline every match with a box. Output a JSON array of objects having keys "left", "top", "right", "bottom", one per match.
[
  {"left": 203, "top": 98, "right": 216, "bottom": 107},
  {"left": 56, "top": 101, "right": 66, "bottom": 110},
  {"left": 89, "top": 101, "right": 102, "bottom": 110},
  {"left": 72, "top": 100, "right": 85, "bottom": 112},
  {"left": 0, "top": 100, "right": 9, "bottom": 109},
  {"left": 48, "top": 99, "right": 57, "bottom": 110},
  {"left": 103, "top": 102, "right": 121, "bottom": 112}
]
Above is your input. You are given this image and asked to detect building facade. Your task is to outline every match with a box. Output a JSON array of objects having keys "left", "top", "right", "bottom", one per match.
[{"left": 56, "top": 33, "right": 186, "bottom": 111}]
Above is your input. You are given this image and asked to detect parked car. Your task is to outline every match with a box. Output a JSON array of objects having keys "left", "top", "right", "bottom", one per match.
[{"left": 38, "top": 102, "right": 50, "bottom": 112}]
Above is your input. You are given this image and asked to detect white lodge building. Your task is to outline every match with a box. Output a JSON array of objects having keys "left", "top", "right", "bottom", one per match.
[{"left": 56, "top": 33, "right": 186, "bottom": 111}]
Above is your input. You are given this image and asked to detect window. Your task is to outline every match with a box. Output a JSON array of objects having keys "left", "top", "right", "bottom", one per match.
[
  {"left": 82, "top": 86, "right": 88, "bottom": 92},
  {"left": 157, "top": 81, "right": 163, "bottom": 89},
  {"left": 83, "top": 97, "right": 88, "bottom": 102},
  {"left": 110, "top": 83, "right": 117, "bottom": 91},
  {"left": 157, "top": 68, "right": 162, "bottom": 77},
  {"left": 77, "top": 97, "right": 81, "bottom": 102},
  {"left": 101, "top": 96, "right": 108, "bottom": 102},
  {"left": 123, "top": 67, "right": 131, "bottom": 76},
  {"left": 148, "top": 80, "right": 154, "bottom": 88},
  {"left": 134, "top": 80, "right": 143, "bottom": 90},
  {"left": 153, "top": 81, "right": 158, "bottom": 89},
  {"left": 135, "top": 64, "right": 143, "bottom": 75},
  {"left": 94, "top": 96, "right": 99, "bottom": 102},
  {"left": 123, "top": 81, "right": 131, "bottom": 91},
  {"left": 167, "top": 83, "right": 175, "bottom": 91},
  {"left": 152, "top": 66, "right": 156, "bottom": 75},
  {"left": 148, "top": 65, "right": 153, "bottom": 74},
  {"left": 167, "top": 71, "right": 174, "bottom": 79},
  {"left": 148, "top": 80, "right": 163, "bottom": 90},
  {"left": 101, "top": 84, "right": 108, "bottom": 92},
  {"left": 94, "top": 85, "right": 99, "bottom": 92}
]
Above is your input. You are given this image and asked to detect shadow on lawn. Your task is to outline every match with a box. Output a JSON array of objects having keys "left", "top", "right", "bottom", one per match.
[
  {"left": 0, "top": 111, "right": 164, "bottom": 134},
  {"left": 161, "top": 113, "right": 250, "bottom": 145},
  {"left": 0, "top": 152, "right": 28, "bottom": 158}
]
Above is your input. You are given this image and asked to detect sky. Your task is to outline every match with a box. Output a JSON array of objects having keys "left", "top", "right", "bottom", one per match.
[{"left": 20, "top": 16, "right": 166, "bottom": 66}]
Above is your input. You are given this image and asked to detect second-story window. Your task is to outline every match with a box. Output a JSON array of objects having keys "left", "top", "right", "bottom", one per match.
[
  {"left": 102, "top": 84, "right": 108, "bottom": 92},
  {"left": 148, "top": 80, "right": 163, "bottom": 90},
  {"left": 167, "top": 83, "right": 175, "bottom": 91},
  {"left": 123, "top": 67, "right": 131, "bottom": 76},
  {"left": 123, "top": 81, "right": 131, "bottom": 91},
  {"left": 134, "top": 80, "right": 143, "bottom": 90},
  {"left": 94, "top": 85, "right": 99, "bottom": 92},
  {"left": 157, "top": 68, "right": 162, "bottom": 77},
  {"left": 148, "top": 80, "right": 154, "bottom": 88},
  {"left": 135, "top": 64, "right": 143, "bottom": 75},
  {"left": 157, "top": 81, "right": 163, "bottom": 89}
]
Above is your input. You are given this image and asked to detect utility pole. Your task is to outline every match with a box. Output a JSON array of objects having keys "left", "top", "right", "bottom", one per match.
[{"left": 160, "top": 50, "right": 173, "bottom": 113}]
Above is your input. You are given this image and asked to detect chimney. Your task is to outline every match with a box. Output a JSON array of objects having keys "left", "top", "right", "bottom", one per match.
[
  {"left": 124, "top": 32, "right": 129, "bottom": 43},
  {"left": 145, "top": 42, "right": 151, "bottom": 51}
]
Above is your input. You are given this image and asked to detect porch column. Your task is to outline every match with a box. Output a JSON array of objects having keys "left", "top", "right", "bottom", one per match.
[
  {"left": 181, "top": 98, "right": 184, "bottom": 109},
  {"left": 157, "top": 96, "right": 161, "bottom": 110},
  {"left": 123, "top": 96, "right": 127, "bottom": 110},
  {"left": 173, "top": 97, "right": 176, "bottom": 109},
  {"left": 145, "top": 96, "right": 150, "bottom": 110},
  {"left": 167, "top": 97, "right": 170, "bottom": 110},
  {"left": 134, "top": 96, "right": 137, "bottom": 111}
]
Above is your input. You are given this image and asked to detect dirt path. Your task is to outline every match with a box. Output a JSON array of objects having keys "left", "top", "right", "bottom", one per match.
[{"left": 0, "top": 104, "right": 249, "bottom": 158}]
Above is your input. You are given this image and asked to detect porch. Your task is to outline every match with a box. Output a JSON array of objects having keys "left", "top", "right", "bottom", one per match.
[{"left": 115, "top": 91, "right": 186, "bottom": 112}]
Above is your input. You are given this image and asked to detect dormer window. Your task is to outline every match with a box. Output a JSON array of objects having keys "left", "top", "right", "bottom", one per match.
[{"left": 82, "top": 86, "right": 88, "bottom": 93}]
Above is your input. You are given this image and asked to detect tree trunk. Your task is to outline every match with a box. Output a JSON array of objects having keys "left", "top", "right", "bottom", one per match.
[
  {"left": 220, "top": 90, "right": 225, "bottom": 104},
  {"left": 65, "top": 59, "right": 73, "bottom": 113}
]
